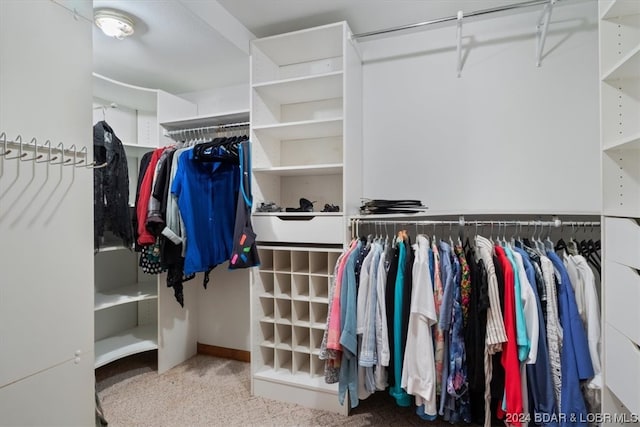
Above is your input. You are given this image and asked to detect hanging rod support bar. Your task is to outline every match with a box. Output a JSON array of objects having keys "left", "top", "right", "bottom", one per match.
[
  {"left": 456, "top": 10, "right": 464, "bottom": 78},
  {"left": 536, "top": 0, "right": 555, "bottom": 67}
]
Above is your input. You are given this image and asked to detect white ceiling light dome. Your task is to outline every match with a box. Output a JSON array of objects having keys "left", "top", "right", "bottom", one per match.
[{"left": 94, "top": 9, "right": 135, "bottom": 40}]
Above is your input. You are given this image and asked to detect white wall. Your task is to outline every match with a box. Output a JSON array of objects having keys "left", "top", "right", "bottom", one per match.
[
  {"left": 360, "top": 0, "right": 600, "bottom": 214},
  {"left": 0, "top": 0, "right": 94, "bottom": 424}
]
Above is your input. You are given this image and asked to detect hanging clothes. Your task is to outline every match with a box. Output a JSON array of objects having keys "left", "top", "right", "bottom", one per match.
[
  {"left": 494, "top": 245, "right": 524, "bottom": 426},
  {"left": 401, "top": 235, "right": 437, "bottom": 419},
  {"left": 324, "top": 224, "right": 600, "bottom": 426},
  {"left": 171, "top": 147, "right": 239, "bottom": 275},
  {"left": 547, "top": 252, "right": 593, "bottom": 427},
  {"left": 93, "top": 121, "right": 133, "bottom": 250}
]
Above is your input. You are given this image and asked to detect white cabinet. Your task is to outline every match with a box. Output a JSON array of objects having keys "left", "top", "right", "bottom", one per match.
[
  {"left": 92, "top": 74, "right": 199, "bottom": 373},
  {"left": 599, "top": 0, "right": 640, "bottom": 419},
  {"left": 249, "top": 21, "right": 361, "bottom": 414},
  {"left": 250, "top": 22, "right": 362, "bottom": 243}
]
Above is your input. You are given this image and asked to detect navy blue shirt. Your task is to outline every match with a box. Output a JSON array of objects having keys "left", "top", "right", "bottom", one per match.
[{"left": 171, "top": 148, "right": 239, "bottom": 275}]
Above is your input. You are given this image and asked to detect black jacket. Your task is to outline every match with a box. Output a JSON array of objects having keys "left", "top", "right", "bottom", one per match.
[{"left": 94, "top": 121, "right": 133, "bottom": 250}]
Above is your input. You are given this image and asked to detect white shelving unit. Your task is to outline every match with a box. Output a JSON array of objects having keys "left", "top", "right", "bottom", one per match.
[
  {"left": 251, "top": 246, "right": 344, "bottom": 413},
  {"left": 249, "top": 22, "right": 362, "bottom": 415},
  {"left": 599, "top": 1, "right": 640, "bottom": 420},
  {"left": 92, "top": 73, "right": 199, "bottom": 373}
]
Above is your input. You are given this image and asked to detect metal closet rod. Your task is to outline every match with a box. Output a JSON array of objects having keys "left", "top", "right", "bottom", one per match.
[
  {"left": 350, "top": 218, "right": 600, "bottom": 228},
  {"left": 352, "top": 0, "right": 554, "bottom": 39},
  {"left": 164, "top": 121, "right": 250, "bottom": 137}
]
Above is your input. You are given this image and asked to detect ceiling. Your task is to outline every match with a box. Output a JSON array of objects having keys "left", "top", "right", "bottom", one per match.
[{"left": 93, "top": 0, "right": 552, "bottom": 94}]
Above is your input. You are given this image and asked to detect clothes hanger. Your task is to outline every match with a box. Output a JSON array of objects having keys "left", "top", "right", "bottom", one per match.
[{"left": 544, "top": 222, "right": 555, "bottom": 252}]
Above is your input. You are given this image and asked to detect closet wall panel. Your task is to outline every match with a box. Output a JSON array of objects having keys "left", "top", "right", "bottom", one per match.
[
  {"left": 360, "top": 1, "right": 600, "bottom": 214},
  {"left": 0, "top": 0, "right": 94, "bottom": 423}
]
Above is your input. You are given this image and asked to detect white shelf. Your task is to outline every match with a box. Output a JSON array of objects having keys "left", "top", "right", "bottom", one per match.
[
  {"left": 603, "top": 209, "right": 640, "bottom": 218},
  {"left": 253, "top": 163, "right": 343, "bottom": 176},
  {"left": 93, "top": 73, "right": 157, "bottom": 112},
  {"left": 253, "top": 72, "right": 343, "bottom": 105},
  {"left": 253, "top": 118, "right": 343, "bottom": 140},
  {"left": 293, "top": 344, "right": 311, "bottom": 353},
  {"left": 602, "top": 44, "right": 640, "bottom": 81},
  {"left": 602, "top": 0, "right": 640, "bottom": 20},
  {"left": 97, "top": 245, "right": 131, "bottom": 253},
  {"left": 254, "top": 368, "right": 337, "bottom": 393},
  {"left": 275, "top": 342, "right": 292, "bottom": 351},
  {"left": 261, "top": 339, "right": 276, "bottom": 348},
  {"left": 253, "top": 212, "right": 343, "bottom": 217},
  {"left": 603, "top": 132, "right": 640, "bottom": 151},
  {"left": 94, "top": 282, "right": 158, "bottom": 311},
  {"left": 94, "top": 323, "right": 157, "bottom": 368},
  {"left": 160, "top": 110, "right": 250, "bottom": 130},
  {"left": 251, "top": 23, "right": 344, "bottom": 67}
]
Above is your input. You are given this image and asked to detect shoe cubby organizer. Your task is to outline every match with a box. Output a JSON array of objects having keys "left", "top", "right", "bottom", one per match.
[{"left": 251, "top": 246, "right": 344, "bottom": 413}]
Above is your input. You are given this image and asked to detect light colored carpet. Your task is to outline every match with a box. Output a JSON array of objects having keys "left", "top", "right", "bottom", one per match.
[{"left": 96, "top": 351, "right": 451, "bottom": 427}]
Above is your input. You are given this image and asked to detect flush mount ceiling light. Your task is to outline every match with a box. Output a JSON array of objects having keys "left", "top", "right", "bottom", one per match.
[{"left": 94, "top": 9, "right": 135, "bottom": 40}]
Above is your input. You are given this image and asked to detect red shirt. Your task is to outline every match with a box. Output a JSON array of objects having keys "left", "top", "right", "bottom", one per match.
[
  {"left": 494, "top": 245, "right": 523, "bottom": 426},
  {"left": 136, "top": 147, "right": 166, "bottom": 246}
]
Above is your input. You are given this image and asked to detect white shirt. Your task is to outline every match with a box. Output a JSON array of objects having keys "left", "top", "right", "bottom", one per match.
[
  {"left": 401, "top": 235, "right": 437, "bottom": 416},
  {"left": 571, "top": 254, "right": 601, "bottom": 390}
]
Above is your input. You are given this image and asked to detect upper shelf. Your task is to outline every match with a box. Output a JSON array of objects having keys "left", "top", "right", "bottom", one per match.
[
  {"left": 160, "top": 110, "right": 250, "bottom": 131},
  {"left": 252, "top": 118, "right": 343, "bottom": 140},
  {"left": 253, "top": 72, "right": 343, "bottom": 105},
  {"left": 251, "top": 22, "right": 344, "bottom": 67},
  {"left": 602, "top": 43, "right": 640, "bottom": 81},
  {"left": 93, "top": 73, "right": 157, "bottom": 112},
  {"left": 602, "top": 0, "right": 640, "bottom": 20}
]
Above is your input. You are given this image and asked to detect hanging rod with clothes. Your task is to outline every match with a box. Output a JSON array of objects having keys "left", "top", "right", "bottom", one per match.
[
  {"left": 0, "top": 131, "right": 105, "bottom": 168},
  {"left": 352, "top": 0, "right": 556, "bottom": 39},
  {"left": 349, "top": 216, "right": 600, "bottom": 238},
  {"left": 163, "top": 121, "right": 250, "bottom": 139}
]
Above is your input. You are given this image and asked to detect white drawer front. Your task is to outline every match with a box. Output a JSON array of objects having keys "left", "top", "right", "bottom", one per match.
[
  {"left": 605, "top": 324, "right": 640, "bottom": 415},
  {"left": 605, "top": 261, "right": 640, "bottom": 346},
  {"left": 605, "top": 217, "right": 640, "bottom": 269},
  {"left": 253, "top": 214, "right": 344, "bottom": 244}
]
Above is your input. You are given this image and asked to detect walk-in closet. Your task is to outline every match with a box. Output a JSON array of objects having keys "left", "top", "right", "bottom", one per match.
[{"left": 1, "top": 0, "right": 638, "bottom": 425}]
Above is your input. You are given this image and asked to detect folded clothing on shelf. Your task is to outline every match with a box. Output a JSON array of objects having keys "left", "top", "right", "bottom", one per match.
[{"left": 359, "top": 199, "right": 428, "bottom": 215}]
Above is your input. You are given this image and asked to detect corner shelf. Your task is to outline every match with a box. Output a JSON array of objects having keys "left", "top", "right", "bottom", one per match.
[
  {"left": 94, "top": 282, "right": 158, "bottom": 311},
  {"left": 94, "top": 323, "right": 157, "bottom": 369}
]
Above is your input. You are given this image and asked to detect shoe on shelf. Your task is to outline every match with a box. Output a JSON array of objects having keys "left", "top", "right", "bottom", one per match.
[
  {"left": 321, "top": 204, "right": 340, "bottom": 212},
  {"left": 285, "top": 198, "right": 315, "bottom": 213},
  {"left": 256, "top": 201, "right": 282, "bottom": 213}
]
